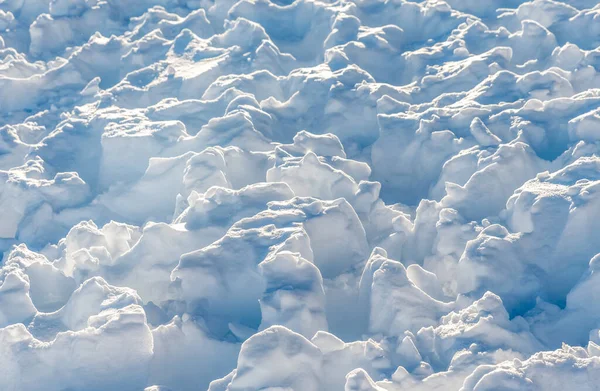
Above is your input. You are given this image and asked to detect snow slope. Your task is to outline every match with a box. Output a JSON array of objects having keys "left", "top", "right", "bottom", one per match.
[{"left": 1, "top": 0, "right": 600, "bottom": 390}]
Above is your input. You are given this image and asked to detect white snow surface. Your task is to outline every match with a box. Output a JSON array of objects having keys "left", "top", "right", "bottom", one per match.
[{"left": 2, "top": 0, "right": 600, "bottom": 390}]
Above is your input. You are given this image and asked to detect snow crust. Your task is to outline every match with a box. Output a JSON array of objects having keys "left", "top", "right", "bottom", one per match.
[{"left": 2, "top": 0, "right": 600, "bottom": 390}]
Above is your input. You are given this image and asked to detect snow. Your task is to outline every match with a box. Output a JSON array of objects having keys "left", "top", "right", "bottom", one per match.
[{"left": 2, "top": 0, "right": 600, "bottom": 390}]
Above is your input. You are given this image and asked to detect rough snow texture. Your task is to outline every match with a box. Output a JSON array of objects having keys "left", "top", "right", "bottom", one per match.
[{"left": 2, "top": 0, "right": 600, "bottom": 390}]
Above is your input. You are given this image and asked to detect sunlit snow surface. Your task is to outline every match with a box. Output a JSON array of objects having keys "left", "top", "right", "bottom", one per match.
[{"left": 2, "top": 0, "right": 600, "bottom": 389}]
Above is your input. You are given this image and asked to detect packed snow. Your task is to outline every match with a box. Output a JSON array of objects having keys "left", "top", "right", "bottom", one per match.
[{"left": 1, "top": 0, "right": 600, "bottom": 389}]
